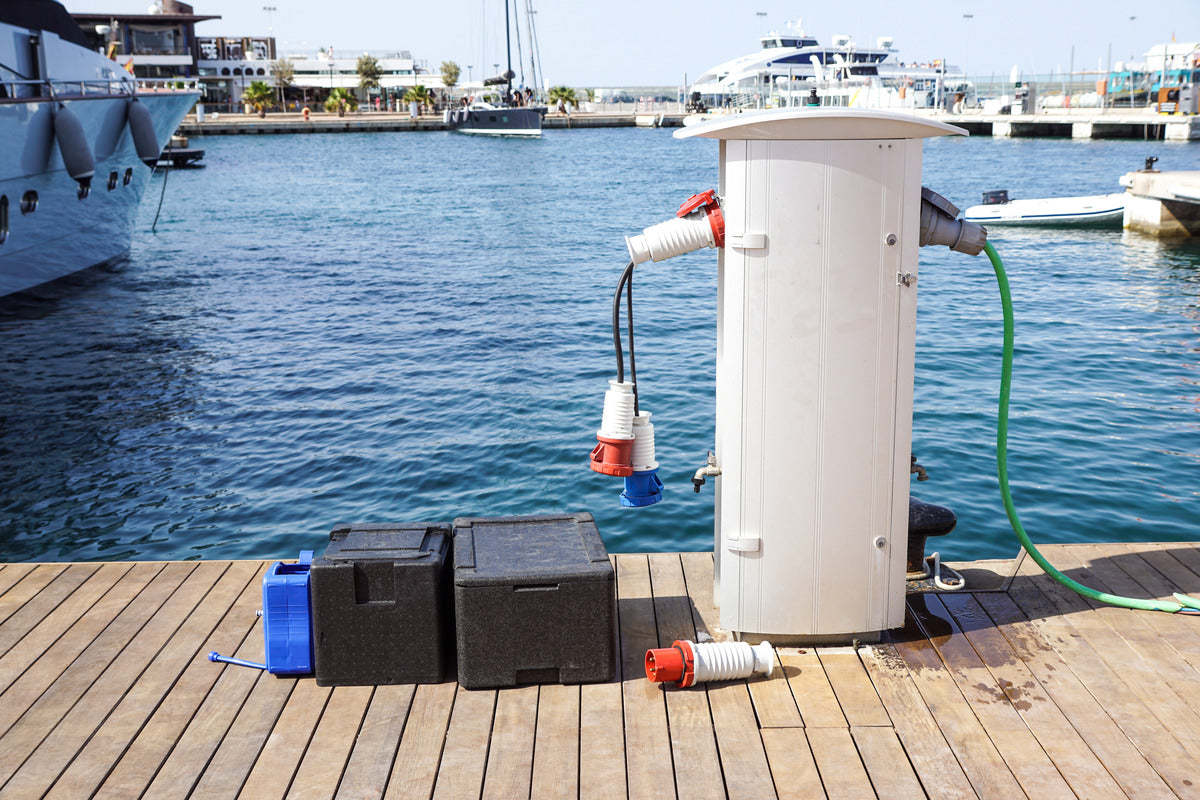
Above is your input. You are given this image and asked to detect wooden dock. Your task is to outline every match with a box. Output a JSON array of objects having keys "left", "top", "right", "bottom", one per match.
[{"left": 2, "top": 543, "right": 1200, "bottom": 798}]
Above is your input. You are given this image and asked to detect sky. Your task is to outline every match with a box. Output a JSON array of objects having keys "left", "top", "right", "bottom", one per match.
[{"left": 70, "top": 0, "right": 1199, "bottom": 87}]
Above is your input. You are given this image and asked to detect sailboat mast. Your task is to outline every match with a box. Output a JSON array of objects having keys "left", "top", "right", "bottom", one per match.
[{"left": 504, "top": 0, "right": 513, "bottom": 96}]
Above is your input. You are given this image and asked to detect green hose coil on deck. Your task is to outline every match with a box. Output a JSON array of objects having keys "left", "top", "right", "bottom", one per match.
[{"left": 984, "top": 240, "right": 1188, "bottom": 614}]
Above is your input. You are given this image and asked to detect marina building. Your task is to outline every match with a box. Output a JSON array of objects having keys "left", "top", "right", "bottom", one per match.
[{"left": 69, "top": 1, "right": 441, "bottom": 111}]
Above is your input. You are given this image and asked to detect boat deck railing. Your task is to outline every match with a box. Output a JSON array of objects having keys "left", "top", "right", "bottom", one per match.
[{"left": 0, "top": 77, "right": 200, "bottom": 104}]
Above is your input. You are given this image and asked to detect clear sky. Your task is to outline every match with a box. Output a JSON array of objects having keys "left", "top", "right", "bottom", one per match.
[{"left": 71, "top": 0, "right": 1199, "bottom": 86}]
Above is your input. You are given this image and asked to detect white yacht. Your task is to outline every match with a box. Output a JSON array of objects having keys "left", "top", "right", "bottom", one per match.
[
  {"left": 688, "top": 20, "right": 967, "bottom": 112},
  {"left": 0, "top": 0, "right": 198, "bottom": 297}
]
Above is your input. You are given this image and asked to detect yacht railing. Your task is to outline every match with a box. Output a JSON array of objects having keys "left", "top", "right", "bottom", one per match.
[{"left": 0, "top": 77, "right": 200, "bottom": 102}]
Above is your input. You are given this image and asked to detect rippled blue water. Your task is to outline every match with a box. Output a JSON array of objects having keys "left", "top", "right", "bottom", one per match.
[{"left": 1, "top": 128, "right": 1197, "bottom": 563}]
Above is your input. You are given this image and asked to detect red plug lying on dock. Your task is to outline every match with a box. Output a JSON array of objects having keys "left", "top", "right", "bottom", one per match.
[{"left": 645, "top": 639, "right": 774, "bottom": 688}]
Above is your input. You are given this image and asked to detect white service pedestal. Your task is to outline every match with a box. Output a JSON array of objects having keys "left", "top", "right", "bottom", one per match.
[{"left": 677, "top": 110, "right": 964, "bottom": 641}]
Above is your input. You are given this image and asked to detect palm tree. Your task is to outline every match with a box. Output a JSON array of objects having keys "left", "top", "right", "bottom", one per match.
[
  {"left": 242, "top": 80, "right": 275, "bottom": 117},
  {"left": 548, "top": 86, "right": 577, "bottom": 113},
  {"left": 403, "top": 85, "right": 436, "bottom": 114},
  {"left": 324, "top": 87, "right": 358, "bottom": 117}
]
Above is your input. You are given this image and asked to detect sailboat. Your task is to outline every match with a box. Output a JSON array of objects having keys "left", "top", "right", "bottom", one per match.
[{"left": 445, "top": 0, "right": 542, "bottom": 136}]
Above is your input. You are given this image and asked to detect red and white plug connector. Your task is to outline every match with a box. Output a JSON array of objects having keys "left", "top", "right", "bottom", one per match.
[
  {"left": 645, "top": 639, "right": 775, "bottom": 688},
  {"left": 625, "top": 189, "right": 726, "bottom": 265}
]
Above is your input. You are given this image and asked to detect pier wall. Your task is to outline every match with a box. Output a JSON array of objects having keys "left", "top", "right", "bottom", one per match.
[
  {"left": 1120, "top": 170, "right": 1200, "bottom": 237},
  {"left": 177, "top": 110, "right": 1198, "bottom": 139}
]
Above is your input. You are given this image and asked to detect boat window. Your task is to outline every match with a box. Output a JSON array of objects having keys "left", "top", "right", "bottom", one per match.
[
  {"left": 123, "top": 168, "right": 133, "bottom": 186},
  {"left": 0, "top": 195, "right": 7, "bottom": 244},
  {"left": 20, "top": 191, "right": 36, "bottom": 215},
  {"left": 108, "top": 171, "right": 118, "bottom": 191}
]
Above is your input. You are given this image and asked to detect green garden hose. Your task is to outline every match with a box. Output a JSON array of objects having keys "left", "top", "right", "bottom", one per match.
[{"left": 984, "top": 241, "right": 1192, "bottom": 614}]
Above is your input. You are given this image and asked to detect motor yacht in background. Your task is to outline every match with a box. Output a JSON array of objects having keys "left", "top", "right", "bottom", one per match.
[{"left": 0, "top": 0, "right": 198, "bottom": 297}]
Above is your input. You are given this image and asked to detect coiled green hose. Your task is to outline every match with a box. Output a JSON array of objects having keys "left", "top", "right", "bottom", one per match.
[{"left": 985, "top": 240, "right": 1189, "bottom": 614}]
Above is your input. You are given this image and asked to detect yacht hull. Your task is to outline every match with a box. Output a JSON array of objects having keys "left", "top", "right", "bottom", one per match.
[
  {"left": 0, "top": 91, "right": 197, "bottom": 297},
  {"left": 446, "top": 107, "right": 542, "bottom": 137}
]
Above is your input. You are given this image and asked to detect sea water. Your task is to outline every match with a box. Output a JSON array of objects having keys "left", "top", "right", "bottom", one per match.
[{"left": 0, "top": 128, "right": 1197, "bottom": 563}]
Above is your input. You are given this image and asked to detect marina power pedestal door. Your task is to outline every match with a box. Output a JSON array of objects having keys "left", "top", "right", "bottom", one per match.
[{"left": 677, "top": 110, "right": 965, "bottom": 642}]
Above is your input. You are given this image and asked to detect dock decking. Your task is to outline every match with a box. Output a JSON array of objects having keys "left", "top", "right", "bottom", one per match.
[{"left": 2, "top": 543, "right": 1200, "bottom": 798}]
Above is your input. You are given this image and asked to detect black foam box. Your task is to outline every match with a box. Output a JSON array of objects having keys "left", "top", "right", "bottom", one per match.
[
  {"left": 452, "top": 512, "right": 615, "bottom": 689},
  {"left": 310, "top": 522, "right": 452, "bottom": 686}
]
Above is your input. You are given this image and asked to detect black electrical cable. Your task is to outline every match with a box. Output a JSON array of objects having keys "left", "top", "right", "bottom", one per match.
[
  {"left": 609, "top": 259, "right": 640, "bottom": 413},
  {"left": 612, "top": 259, "right": 634, "bottom": 383},
  {"left": 627, "top": 268, "right": 639, "bottom": 415}
]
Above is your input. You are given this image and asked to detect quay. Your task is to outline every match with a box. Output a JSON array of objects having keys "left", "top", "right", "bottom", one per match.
[
  {"left": 177, "top": 111, "right": 685, "bottom": 135},
  {"left": 929, "top": 110, "right": 1200, "bottom": 141},
  {"left": 2, "top": 543, "right": 1200, "bottom": 798},
  {"left": 177, "top": 109, "right": 1200, "bottom": 140},
  {"left": 1121, "top": 169, "right": 1200, "bottom": 237}
]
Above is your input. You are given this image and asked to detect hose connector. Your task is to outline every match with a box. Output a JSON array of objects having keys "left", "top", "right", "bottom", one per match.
[
  {"left": 626, "top": 189, "right": 725, "bottom": 265},
  {"left": 919, "top": 187, "right": 987, "bottom": 256}
]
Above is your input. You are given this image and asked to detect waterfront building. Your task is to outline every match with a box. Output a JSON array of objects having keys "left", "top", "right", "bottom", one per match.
[
  {"left": 72, "top": 0, "right": 216, "bottom": 80},
  {"left": 70, "top": 1, "right": 442, "bottom": 112}
]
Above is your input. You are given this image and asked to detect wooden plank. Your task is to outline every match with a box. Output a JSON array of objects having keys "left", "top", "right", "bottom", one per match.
[
  {"left": 94, "top": 562, "right": 268, "bottom": 800},
  {"left": 908, "top": 594, "right": 1077, "bottom": 800},
  {"left": 233, "top": 678, "right": 333, "bottom": 799},
  {"left": 760, "top": 728, "right": 825, "bottom": 800},
  {"left": 1026, "top": 550, "right": 1200, "bottom": 748},
  {"left": 0, "top": 561, "right": 192, "bottom": 786},
  {"left": 891, "top": 625, "right": 1028, "bottom": 800},
  {"left": 531, "top": 683, "right": 580, "bottom": 800},
  {"left": 777, "top": 647, "right": 843, "bottom": 728},
  {"left": 0, "top": 563, "right": 67, "bottom": 627},
  {"left": 1071, "top": 544, "right": 1200, "bottom": 678},
  {"left": 616, "top": 554, "right": 675, "bottom": 800},
  {"left": 805, "top": 727, "right": 874, "bottom": 800},
  {"left": 578, "top": 682, "right": 625, "bottom": 800},
  {"left": 0, "top": 563, "right": 98, "bottom": 658},
  {"left": 1122, "top": 543, "right": 1200, "bottom": 673},
  {"left": 817, "top": 649, "right": 890, "bottom": 727},
  {"left": 706, "top": 680, "right": 776, "bottom": 800},
  {"left": 648, "top": 553, "right": 724, "bottom": 800},
  {"left": 0, "top": 561, "right": 163, "bottom": 739},
  {"left": 335, "top": 684, "right": 416, "bottom": 800},
  {"left": 134, "top": 605, "right": 292, "bottom": 800},
  {"left": 41, "top": 561, "right": 261, "bottom": 800},
  {"left": 0, "top": 564, "right": 36, "bottom": 600},
  {"left": 675, "top": 552, "right": 795, "bottom": 798},
  {"left": 2, "top": 561, "right": 228, "bottom": 798},
  {"left": 973, "top": 589, "right": 1177, "bottom": 800},
  {"left": 936, "top": 592, "right": 1131, "bottom": 800},
  {"left": 1002, "top": 575, "right": 1200, "bottom": 799},
  {"left": 288, "top": 684, "right": 374, "bottom": 800},
  {"left": 430, "top": 685, "right": 496, "bottom": 800},
  {"left": 0, "top": 562, "right": 130, "bottom": 687},
  {"left": 858, "top": 644, "right": 976, "bottom": 800},
  {"left": 481, "top": 685, "right": 538, "bottom": 800},
  {"left": 679, "top": 551, "right": 724, "bottom": 642},
  {"left": 1154, "top": 542, "right": 1200, "bottom": 586},
  {"left": 850, "top": 726, "right": 926, "bottom": 800},
  {"left": 384, "top": 681, "right": 457, "bottom": 800},
  {"left": 748, "top": 649, "right": 802, "bottom": 729}
]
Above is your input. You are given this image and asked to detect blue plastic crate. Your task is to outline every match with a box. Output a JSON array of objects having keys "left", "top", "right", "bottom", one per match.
[{"left": 262, "top": 551, "right": 314, "bottom": 675}]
